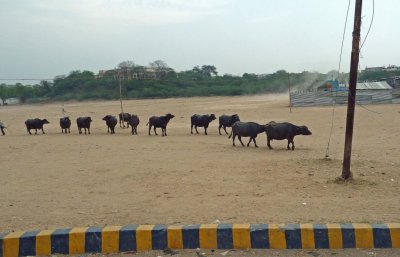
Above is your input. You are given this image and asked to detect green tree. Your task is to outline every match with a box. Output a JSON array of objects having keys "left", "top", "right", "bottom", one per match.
[
  {"left": 201, "top": 65, "right": 218, "bottom": 77},
  {"left": 149, "top": 60, "right": 174, "bottom": 79},
  {"left": 0, "top": 84, "right": 8, "bottom": 104}
]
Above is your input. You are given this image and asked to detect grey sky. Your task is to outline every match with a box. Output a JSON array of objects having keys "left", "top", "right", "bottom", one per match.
[{"left": 0, "top": 0, "right": 398, "bottom": 80}]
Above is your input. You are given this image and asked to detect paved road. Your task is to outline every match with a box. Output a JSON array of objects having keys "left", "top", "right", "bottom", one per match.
[{"left": 82, "top": 249, "right": 400, "bottom": 257}]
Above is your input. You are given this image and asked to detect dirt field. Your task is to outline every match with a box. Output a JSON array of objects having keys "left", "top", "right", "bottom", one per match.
[{"left": 0, "top": 95, "right": 399, "bottom": 232}]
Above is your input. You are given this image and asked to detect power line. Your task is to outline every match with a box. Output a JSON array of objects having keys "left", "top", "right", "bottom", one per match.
[
  {"left": 353, "top": 0, "right": 380, "bottom": 115},
  {"left": 360, "top": 0, "right": 375, "bottom": 50},
  {"left": 325, "top": 0, "right": 378, "bottom": 158},
  {"left": 325, "top": 0, "right": 351, "bottom": 158}
]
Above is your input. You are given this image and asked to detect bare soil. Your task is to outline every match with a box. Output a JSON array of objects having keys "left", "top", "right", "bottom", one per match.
[{"left": 0, "top": 95, "right": 399, "bottom": 232}]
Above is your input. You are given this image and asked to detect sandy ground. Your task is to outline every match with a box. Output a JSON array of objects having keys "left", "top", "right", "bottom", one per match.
[{"left": 0, "top": 94, "right": 400, "bottom": 232}]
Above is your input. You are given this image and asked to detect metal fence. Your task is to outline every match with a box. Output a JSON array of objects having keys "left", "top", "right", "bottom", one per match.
[{"left": 290, "top": 89, "right": 398, "bottom": 107}]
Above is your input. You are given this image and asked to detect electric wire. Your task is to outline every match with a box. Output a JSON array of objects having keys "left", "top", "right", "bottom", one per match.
[
  {"left": 325, "top": 0, "right": 351, "bottom": 158},
  {"left": 360, "top": 0, "right": 375, "bottom": 50}
]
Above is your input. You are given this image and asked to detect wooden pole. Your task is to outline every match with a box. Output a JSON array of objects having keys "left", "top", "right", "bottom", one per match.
[
  {"left": 341, "top": 0, "right": 363, "bottom": 180},
  {"left": 288, "top": 73, "right": 292, "bottom": 113},
  {"left": 119, "top": 75, "right": 125, "bottom": 127}
]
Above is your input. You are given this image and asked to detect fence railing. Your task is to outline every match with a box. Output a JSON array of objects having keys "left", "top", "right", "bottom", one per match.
[{"left": 290, "top": 89, "right": 399, "bottom": 107}]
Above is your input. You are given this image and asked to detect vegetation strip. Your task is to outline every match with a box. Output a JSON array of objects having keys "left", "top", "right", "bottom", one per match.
[{"left": 1, "top": 223, "right": 399, "bottom": 256}]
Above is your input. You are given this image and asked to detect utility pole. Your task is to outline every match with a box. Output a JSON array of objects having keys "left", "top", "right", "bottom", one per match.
[
  {"left": 117, "top": 67, "right": 127, "bottom": 128},
  {"left": 119, "top": 77, "right": 124, "bottom": 118},
  {"left": 288, "top": 73, "right": 292, "bottom": 113},
  {"left": 341, "top": 0, "right": 363, "bottom": 180}
]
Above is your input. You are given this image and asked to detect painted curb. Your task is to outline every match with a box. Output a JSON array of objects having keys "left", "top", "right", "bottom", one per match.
[{"left": 1, "top": 223, "right": 400, "bottom": 257}]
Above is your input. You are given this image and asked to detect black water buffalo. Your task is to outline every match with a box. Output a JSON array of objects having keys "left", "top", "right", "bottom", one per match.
[
  {"left": 0, "top": 120, "right": 6, "bottom": 135},
  {"left": 191, "top": 114, "right": 216, "bottom": 135},
  {"left": 119, "top": 112, "right": 132, "bottom": 128},
  {"left": 76, "top": 117, "right": 92, "bottom": 134},
  {"left": 60, "top": 117, "right": 71, "bottom": 133},
  {"left": 127, "top": 114, "right": 140, "bottom": 135},
  {"left": 218, "top": 114, "right": 240, "bottom": 135},
  {"left": 103, "top": 115, "right": 118, "bottom": 134},
  {"left": 147, "top": 113, "right": 175, "bottom": 136},
  {"left": 229, "top": 121, "right": 266, "bottom": 147},
  {"left": 25, "top": 118, "right": 50, "bottom": 135},
  {"left": 265, "top": 121, "right": 312, "bottom": 150}
]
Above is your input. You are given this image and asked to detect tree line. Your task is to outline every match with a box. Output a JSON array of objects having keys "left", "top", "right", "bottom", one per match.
[{"left": 1, "top": 60, "right": 397, "bottom": 104}]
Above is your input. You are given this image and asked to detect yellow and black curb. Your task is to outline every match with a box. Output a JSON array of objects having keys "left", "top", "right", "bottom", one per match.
[{"left": 1, "top": 223, "right": 400, "bottom": 257}]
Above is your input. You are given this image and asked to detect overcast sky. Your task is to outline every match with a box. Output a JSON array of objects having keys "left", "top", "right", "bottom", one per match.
[{"left": 0, "top": 0, "right": 398, "bottom": 80}]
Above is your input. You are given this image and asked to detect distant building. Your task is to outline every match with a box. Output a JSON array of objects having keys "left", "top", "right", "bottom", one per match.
[
  {"left": 365, "top": 66, "right": 385, "bottom": 72},
  {"left": 4, "top": 98, "right": 20, "bottom": 105},
  {"left": 385, "top": 76, "right": 400, "bottom": 88},
  {"left": 364, "top": 65, "right": 400, "bottom": 72},
  {"left": 386, "top": 65, "right": 400, "bottom": 71},
  {"left": 97, "top": 67, "right": 157, "bottom": 80}
]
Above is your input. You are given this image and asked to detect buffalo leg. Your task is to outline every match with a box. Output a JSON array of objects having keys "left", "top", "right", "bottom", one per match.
[
  {"left": 148, "top": 125, "right": 152, "bottom": 135},
  {"left": 1, "top": 127, "right": 4, "bottom": 135},
  {"left": 164, "top": 127, "right": 167, "bottom": 136},
  {"left": 154, "top": 126, "right": 158, "bottom": 136},
  {"left": 232, "top": 134, "right": 236, "bottom": 146},
  {"left": 267, "top": 137, "right": 273, "bottom": 149},
  {"left": 42, "top": 128, "right": 45, "bottom": 134},
  {"left": 88, "top": 128, "right": 91, "bottom": 135},
  {"left": 253, "top": 138, "right": 258, "bottom": 148},
  {"left": 218, "top": 124, "right": 222, "bottom": 135},
  {"left": 35, "top": 128, "right": 38, "bottom": 135},
  {"left": 289, "top": 137, "right": 295, "bottom": 150},
  {"left": 247, "top": 137, "right": 252, "bottom": 147},
  {"left": 204, "top": 126, "right": 208, "bottom": 135},
  {"left": 223, "top": 126, "right": 229, "bottom": 135},
  {"left": 195, "top": 126, "right": 199, "bottom": 134},
  {"left": 287, "top": 137, "right": 295, "bottom": 150},
  {"left": 238, "top": 136, "right": 245, "bottom": 146}
]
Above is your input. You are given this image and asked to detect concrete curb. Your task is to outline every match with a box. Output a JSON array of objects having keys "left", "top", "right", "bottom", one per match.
[{"left": 1, "top": 223, "right": 400, "bottom": 257}]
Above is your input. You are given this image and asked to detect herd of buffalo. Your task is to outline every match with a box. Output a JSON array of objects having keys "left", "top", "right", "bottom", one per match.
[{"left": 0, "top": 113, "right": 312, "bottom": 150}]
